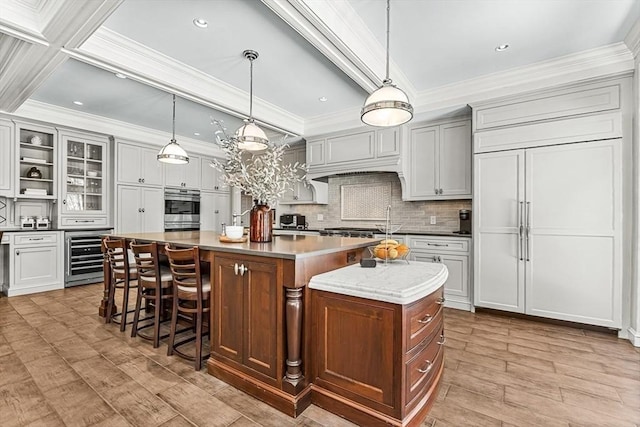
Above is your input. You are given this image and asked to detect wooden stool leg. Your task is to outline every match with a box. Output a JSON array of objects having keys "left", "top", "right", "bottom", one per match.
[
  {"left": 167, "top": 288, "right": 179, "bottom": 356},
  {"left": 105, "top": 277, "right": 115, "bottom": 324},
  {"left": 131, "top": 284, "right": 143, "bottom": 338},
  {"left": 195, "top": 303, "right": 202, "bottom": 371},
  {"left": 153, "top": 288, "right": 162, "bottom": 348},
  {"left": 120, "top": 277, "right": 131, "bottom": 332}
]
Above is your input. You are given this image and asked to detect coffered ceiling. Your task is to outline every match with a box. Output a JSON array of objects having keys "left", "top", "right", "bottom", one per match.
[{"left": 0, "top": 0, "right": 638, "bottom": 147}]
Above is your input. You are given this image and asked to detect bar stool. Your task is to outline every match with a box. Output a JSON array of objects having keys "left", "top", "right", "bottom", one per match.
[
  {"left": 164, "top": 244, "right": 211, "bottom": 370},
  {"left": 129, "top": 241, "right": 173, "bottom": 348},
  {"left": 104, "top": 237, "right": 138, "bottom": 332}
]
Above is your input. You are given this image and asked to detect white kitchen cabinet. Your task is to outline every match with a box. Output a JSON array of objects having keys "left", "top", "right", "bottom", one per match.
[
  {"left": 116, "top": 185, "right": 163, "bottom": 233},
  {"left": 58, "top": 129, "right": 110, "bottom": 227},
  {"left": 8, "top": 231, "right": 63, "bottom": 296},
  {"left": 474, "top": 139, "right": 622, "bottom": 328},
  {"left": 280, "top": 146, "right": 313, "bottom": 204},
  {"left": 202, "top": 192, "right": 231, "bottom": 233},
  {"left": 117, "top": 141, "right": 164, "bottom": 186},
  {"left": 14, "top": 121, "right": 57, "bottom": 199},
  {"left": 0, "top": 119, "right": 14, "bottom": 197},
  {"left": 405, "top": 119, "right": 471, "bottom": 200},
  {"left": 201, "top": 157, "right": 228, "bottom": 192},
  {"left": 408, "top": 235, "right": 471, "bottom": 311},
  {"left": 164, "top": 155, "right": 201, "bottom": 189}
]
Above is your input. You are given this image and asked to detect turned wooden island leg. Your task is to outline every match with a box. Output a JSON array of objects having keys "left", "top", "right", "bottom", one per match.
[
  {"left": 99, "top": 238, "right": 115, "bottom": 318},
  {"left": 284, "top": 287, "right": 303, "bottom": 386}
]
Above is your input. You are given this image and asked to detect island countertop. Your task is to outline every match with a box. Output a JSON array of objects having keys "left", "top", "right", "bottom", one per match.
[
  {"left": 309, "top": 260, "right": 448, "bottom": 304},
  {"left": 108, "top": 230, "right": 378, "bottom": 260}
]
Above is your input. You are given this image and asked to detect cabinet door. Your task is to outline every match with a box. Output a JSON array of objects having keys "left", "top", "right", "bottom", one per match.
[
  {"left": 117, "top": 143, "right": 142, "bottom": 184},
  {"left": 525, "top": 140, "right": 621, "bottom": 327},
  {"left": 326, "top": 131, "right": 374, "bottom": 164},
  {"left": 214, "top": 193, "right": 231, "bottom": 232},
  {"left": 140, "top": 147, "right": 163, "bottom": 186},
  {"left": 411, "top": 252, "right": 468, "bottom": 298},
  {"left": 295, "top": 148, "right": 313, "bottom": 202},
  {"left": 201, "top": 157, "right": 216, "bottom": 192},
  {"left": 377, "top": 127, "right": 400, "bottom": 157},
  {"left": 439, "top": 121, "right": 471, "bottom": 197},
  {"left": 212, "top": 256, "right": 244, "bottom": 363},
  {"left": 0, "top": 119, "right": 14, "bottom": 196},
  {"left": 200, "top": 192, "right": 216, "bottom": 231},
  {"left": 408, "top": 126, "right": 438, "bottom": 197},
  {"left": 117, "top": 185, "right": 141, "bottom": 233},
  {"left": 184, "top": 155, "right": 201, "bottom": 189},
  {"left": 13, "top": 245, "right": 59, "bottom": 288},
  {"left": 243, "top": 259, "right": 279, "bottom": 379},
  {"left": 141, "top": 187, "right": 164, "bottom": 233},
  {"left": 473, "top": 150, "right": 525, "bottom": 313},
  {"left": 163, "top": 163, "right": 185, "bottom": 188},
  {"left": 307, "top": 140, "right": 325, "bottom": 166},
  {"left": 280, "top": 150, "right": 297, "bottom": 203}
]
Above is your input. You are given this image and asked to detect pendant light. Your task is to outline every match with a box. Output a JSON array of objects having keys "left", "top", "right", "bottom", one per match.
[
  {"left": 235, "top": 50, "right": 269, "bottom": 151},
  {"left": 157, "top": 94, "right": 189, "bottom": 164},
  {"left": 361, "top": 0, "right": 413, "bottom": 127}
]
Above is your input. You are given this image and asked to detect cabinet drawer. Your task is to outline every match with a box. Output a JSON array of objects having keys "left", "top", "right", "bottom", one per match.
[
  {"left": 405, "top": 324, "right": 444, "bottom": 409},
  {"left": 405, "top": 288, "right": 444, "bottom": 351},
  {"left": 13, "top": 232, "right": 58, "bottom": 246},
  {"left": 409, "top": 237, "right": 468, "bottom": 253},
  {"left": 61, "top": 217, "right": 108, "bottom": 227}
]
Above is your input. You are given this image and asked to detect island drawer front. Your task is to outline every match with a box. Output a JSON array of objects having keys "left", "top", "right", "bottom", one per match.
[
  {"left": 405, "top": 287, "right": 444, "bottom": 351},
  {"left": 13, "top": 233, "right": 58, "bottom": 246},
  {"left": 409, "top": 237, "right": 468, "bottom": 253},
  {"left": 61, "top": 217, "right": 108, "bottom": 227},
  {"left": 405, "top": 324, "right": 444, "bottom": 409}
]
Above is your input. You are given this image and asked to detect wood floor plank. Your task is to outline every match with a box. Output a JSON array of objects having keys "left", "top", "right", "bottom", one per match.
[
  {"left": 102, "top": 380, "right": 178, "bottom": 427},
  {"left": 24, "top": 355, "right": 80, "bottom": 392},
  {"left": 0, "top": 379, "right": 55, "bottom": 427},
  {"left": 465, "top": 342, "right": 556, "bottom": 372},
  {"left": 43, "top": 379, "right": 116, "bottom": 427},
  {"left": 441, "top": 367, "right": 505, "bottom": 400},
  {"left": 554, "top": 362, "right": 640, "bottom": 391},
  {"left": 443, "top": 347, "right": 507, "bottom": 372},
  {"left": 559, "top": 388, "right": 640, "bottom": 424},
  {"left": 507, "top": 343, "right": 607, "bottom": 373},
  {"left": 428, "top": 398, "right": 502, "bottom": 427},
  {"left": 118, "top": 356, "right": 182, "bottom": 395}
]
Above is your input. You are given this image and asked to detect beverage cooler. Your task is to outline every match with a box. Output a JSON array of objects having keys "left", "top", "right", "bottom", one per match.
[{"left": 64, "top": 229, "right": 112, "bottom": 287}]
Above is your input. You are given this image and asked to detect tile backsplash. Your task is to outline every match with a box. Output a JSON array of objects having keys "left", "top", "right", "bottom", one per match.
[{"left": 279, "top": 173, "right": 472, "bottom": 232}]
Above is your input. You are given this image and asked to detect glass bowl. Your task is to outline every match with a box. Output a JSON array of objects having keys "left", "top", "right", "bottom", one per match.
[{"left": 375, "top": 223, "right": 403, "bottom": 234}]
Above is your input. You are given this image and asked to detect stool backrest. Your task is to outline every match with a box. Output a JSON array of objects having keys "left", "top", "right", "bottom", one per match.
[
  {"left": 103, "top": 237, "right": 130, "bottom": 278},
  {"left": 164, "top": 244, "right": 202, "bottom": 296},
  {"left": 129, "top": 241, "right": 160, "bottom": 286}
]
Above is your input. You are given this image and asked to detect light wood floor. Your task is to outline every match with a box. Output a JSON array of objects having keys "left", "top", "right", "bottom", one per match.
[{"left": 0, "top": 284, "right": 638, "bottom": 427}]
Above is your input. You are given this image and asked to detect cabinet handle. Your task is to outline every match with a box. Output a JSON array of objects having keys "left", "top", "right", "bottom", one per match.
[
  {"left": 214, "top": 210, "right": 219, "bottom": 214},
  {"left": 436, "top": 296, "right": 445, "bottom": 305},
  {"left": 417, "top": 360, "right": 433, "bottom": 374},
  {"left": 28, "top": 237, "right": 44, "bottom": 241},
  {"left": 427, "top": 243, "right": 448, "bottom": 247},
  {"left": 239, "top": 264, "right": 247, "bottom": 276},
  {"left": 437, "top": 334, "right": 446, "bottom": 345},
  {"left": 518, "top": 201, "right": 524, "bottom": 261},
  {"left": 525, "top": 201, "right": 531, "bottom": 262},
  {"left": 234, "top": 263, "right": 239, "bottom": 275},
  {"left": 417, "top": 314, "right": 433, "bottom": 324}
]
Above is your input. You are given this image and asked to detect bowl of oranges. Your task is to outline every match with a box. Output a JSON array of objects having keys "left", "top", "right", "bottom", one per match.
[{"left": 369, "top": 239, "right": 410, "bottom": 263}]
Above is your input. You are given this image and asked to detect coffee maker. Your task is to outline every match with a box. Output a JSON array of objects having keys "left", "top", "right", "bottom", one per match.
[{"left": 457, "top": 209, "right": 471, "bottom": 234}]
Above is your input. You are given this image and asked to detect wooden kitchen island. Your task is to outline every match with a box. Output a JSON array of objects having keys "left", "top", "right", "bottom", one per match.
[{"left": 100, "top": 231, "right": 447, "bottom": 426}]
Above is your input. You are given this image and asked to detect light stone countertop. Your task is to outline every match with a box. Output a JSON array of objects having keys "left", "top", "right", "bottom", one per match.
[{"left": 308, "top": 260, "right": 448, "bottom": 305}]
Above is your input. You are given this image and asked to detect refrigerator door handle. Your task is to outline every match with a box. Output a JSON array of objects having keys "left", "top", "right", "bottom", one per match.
[
  {"left": 518, "top": 201, "right": 524, "bottom": 261},
  {"left": 525, "top": 201, "right": 531, "bottom": 262}
]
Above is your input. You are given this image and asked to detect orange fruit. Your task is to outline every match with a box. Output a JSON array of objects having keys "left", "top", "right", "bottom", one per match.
[{"left": 396, "top": 244, "right": 409, "bottom": 256}]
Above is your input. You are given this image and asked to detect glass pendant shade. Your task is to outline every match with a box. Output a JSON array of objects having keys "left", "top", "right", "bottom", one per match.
[
  {"left": 361, "top": 81, "right": 413, "bottom": 127},
  {"left": 158, "top": 94, "right": 189, "bottom": 164},
  {"left": 236, "top": 120, "right": 268, "bottom": 151},
  {"left": 157, "top": 139, "right": 189, "bottom": 164}
]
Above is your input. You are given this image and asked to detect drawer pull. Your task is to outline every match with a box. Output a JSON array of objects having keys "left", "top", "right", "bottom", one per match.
[
  {"left": 417, "top": 314, "right": 433, "bottom": 324},
  {"left": 417, "top": 360, "right": 433, "bottom": 374},
  {"left": 436, "top": 297, "right": 445, "bottom": 305},
  {"left": 28, "top": 237, "right": 44, "bottom": 241},
  {"left": 437, "top": 334, "right": 446, "bottom": 345},
  {"left": 427, "top": 243, "right": 449, "bottom": 247}
]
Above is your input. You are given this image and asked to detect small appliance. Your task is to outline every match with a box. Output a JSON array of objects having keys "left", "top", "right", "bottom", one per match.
[
  {"left": 20, "top": 216, "right": 35, "bottom": 230},
  {"left": 457, "top": 209, "right": 471, "bottom": 234},
  {"left": 36, "top": 216, "right": 51, "bottom": 230},
  {"left": 280, "top": 214, "right": 306, "bottom": 229}
]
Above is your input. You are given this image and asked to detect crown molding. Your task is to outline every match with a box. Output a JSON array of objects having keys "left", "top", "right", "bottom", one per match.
[
  {"left": 14, "top": 99, "right": 225, "bottom": 158},
  {"left": 625, "top": 19, "right": 640, "bottom": 60},
  {"left": 262, "top": 0, "right": 415, "bottom": 98},
  {"left": 0, "top": 0, "right": 48, "bottom": 45},
  {"left": 72, "top": 27, "right": 304, "bottom": 137},
  {"left": 305, "top": 43, "right": 634, "bottom": 136}
]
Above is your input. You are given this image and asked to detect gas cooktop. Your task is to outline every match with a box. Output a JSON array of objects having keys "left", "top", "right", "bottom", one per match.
[{"left": 319, "top": 227, "right": 378, "bottom": 238}]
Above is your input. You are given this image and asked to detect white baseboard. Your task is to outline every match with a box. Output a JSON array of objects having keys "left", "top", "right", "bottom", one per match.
[
  {"left": 7, "top": 283, "right": 64, "bottom": 297},
  {"left": 444, "top": 298, "right": 472, "bottom": 311},
  {"left": 627, "top": 327, "right": 640, "bottom": 347}
]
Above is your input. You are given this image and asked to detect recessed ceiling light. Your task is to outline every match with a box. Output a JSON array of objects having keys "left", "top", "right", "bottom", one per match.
[
  {"left": 319, "top": 96, "right": 328, "bottom": 102},
  {"left": 194, "top": 132, "right": 200, "bottom": 136},
  {"left": 495, "top": 44, "right": 510, "bottom": 52},
  {"left": 73, "top": 101, "right": 83, "bottom": 106},
  {"left": 115, "top": 73, "right": 127, "bottom": 79},
  {"left": 193, "top": 18, "right": 208, "bottom": 28}
]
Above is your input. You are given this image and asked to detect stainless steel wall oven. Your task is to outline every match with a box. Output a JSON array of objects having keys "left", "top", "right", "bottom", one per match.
[
  {"left": 65, "top": 229, "right": 112, "bottom": 287},
  {"left": 164, "top": 188, "right": 200, "bottom": 231}
]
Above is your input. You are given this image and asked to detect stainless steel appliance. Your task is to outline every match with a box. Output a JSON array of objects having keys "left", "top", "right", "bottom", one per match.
[
  {"left": 164, "top": 188, "right": 201, "bottom": 231},
  {"left": 318, "top": 227, "right": 376, "bottom": 238},
  {"left": 65, "top": 229, "right": 112, "bottom": 287},
  {"left": 280, "top": 214, "right": 306, "bottom": 229},
  {"left": 455, "top": 209, "right": 471, "bottom": 234}
]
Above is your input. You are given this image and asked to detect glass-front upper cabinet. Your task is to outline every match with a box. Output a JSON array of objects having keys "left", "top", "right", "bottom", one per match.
[
  {"left": 59, "top": 130, "right": 109, "bottom": 215},
  {"left": 15, "top": 121, "right": 57, "bottom": 199}
]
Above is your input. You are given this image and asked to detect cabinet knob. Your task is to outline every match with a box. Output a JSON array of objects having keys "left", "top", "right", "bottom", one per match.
[
  {"left": 417, "top": 314, "right": 433, "bottom": 324},
  {"left": 239, "top": 264, "right": 247, "bottom": 276},
  {"left": 62, "top": 199, "right": 66, "bottom": 204},
  {"left": 138, "top": 178, "right": 142, "bottom": 183},
  {"left": 436, "top": 297, "right": 445, "bottom": 305},
  {"left": 15, "top": 250, "right": 19, "bottom": 256},
  {"left": 437, "top": 334, "right": 446, "bottom": 345},
  {"left": 234, "top": 263, "right": 239, "bottom": 275},
  {"left": 142, "top": 178, "right": 145, "bottom": 183},
  {"left": 141, "top": 208, "right": 145, "bottom": 213},
  {"left": 138, "top": 208, "right": 142, "bottom": 213}
]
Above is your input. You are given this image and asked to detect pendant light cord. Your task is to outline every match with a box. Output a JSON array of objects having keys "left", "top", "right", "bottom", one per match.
[
  {"left": 249, "top": 57, "right": 254, "bottom": 121},
  {"left": 171, "top": 94, "right": 176, "bottom": 142},
  {"left": 385, "top": 0, "right": 390, "bottom": 82}
]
